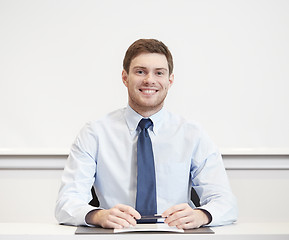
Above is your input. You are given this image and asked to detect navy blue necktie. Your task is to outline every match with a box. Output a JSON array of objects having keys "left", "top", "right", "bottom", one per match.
[{"left": 136, "top": 118, "right": 157, "bottom": 220}]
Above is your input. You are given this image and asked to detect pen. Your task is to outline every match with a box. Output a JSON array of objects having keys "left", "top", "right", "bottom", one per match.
[{"left": 140, "top": 214, "right": 165, "bottom": 220}]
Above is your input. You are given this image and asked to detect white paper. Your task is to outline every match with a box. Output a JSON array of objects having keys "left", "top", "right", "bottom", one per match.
[{"left": 114, "top": 223, "right": 184, "bottom": 233}]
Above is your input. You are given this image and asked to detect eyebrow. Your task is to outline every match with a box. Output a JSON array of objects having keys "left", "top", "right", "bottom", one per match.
[{"left": 132, "top": 66, "right": 168, "bottom": 72}]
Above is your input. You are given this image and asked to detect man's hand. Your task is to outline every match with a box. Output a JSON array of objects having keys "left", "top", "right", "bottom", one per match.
[
  {"left": 85, "top": 204, "right": 141, "bottom": 229},
  {"left": 162, "top": 203, "right": 210, "bottom": 229}
]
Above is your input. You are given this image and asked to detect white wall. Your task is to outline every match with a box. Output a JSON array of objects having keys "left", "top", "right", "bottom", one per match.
[
  {"left": 1, "top": 0, "right": 289, "bottom": 155},
  {"left": 0, "top": 169, "right": 61, "bottom": 223}
]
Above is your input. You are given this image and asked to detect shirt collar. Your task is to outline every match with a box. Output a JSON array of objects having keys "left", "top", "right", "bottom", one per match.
[{"left": 124, "top": 105, "right": 164, "bottom": 135}]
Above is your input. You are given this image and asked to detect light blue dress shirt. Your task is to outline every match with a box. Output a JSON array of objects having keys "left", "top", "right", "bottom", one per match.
[{"left": 55, "top": 105, "right": 238, "bottom": 226}]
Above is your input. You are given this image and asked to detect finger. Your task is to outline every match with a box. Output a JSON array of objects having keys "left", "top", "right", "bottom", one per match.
[
  {"left": 162, "top": 203, "right": 188, "bottom": 217},
  {"left": 101, "top": 219, "right": 123, "bottom": 229},
  {"left": 107, "top": 214, "right": 132, "bottom": 228},
  {"left": 115, "top": 204, "right": 141, "bottom": 219},
  {"left": 176, "top": 218, "right": 202, "bottom": 230},
  {"left": 116, "top": 211, "right": 137, "bottom": 226},
  {"left": 164, "top": 205, "right": 191, "bottom": 224},
  {"left": 170, "top": 211, "right": 206, "bottom": 230},
  {"left": 165, "top": 209, "right": 191, "bottom": 226},
  {"left": 111, "top": 205, "right": 139, "bottom": 225},
  {"left": 167, "top": 215, "right": 192, "bottom": 227},
  {"left": 94, "top": 210, "right": 127, "bottom": 229}
]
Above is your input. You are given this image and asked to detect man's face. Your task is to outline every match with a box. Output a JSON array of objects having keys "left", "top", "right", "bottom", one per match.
[{"left": 122, "top": 53, "right": 174, "bottom": 116}]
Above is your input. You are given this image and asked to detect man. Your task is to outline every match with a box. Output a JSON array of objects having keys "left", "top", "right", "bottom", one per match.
[{"left": 55, "top": 39, "right": 238, "bottom": 229}]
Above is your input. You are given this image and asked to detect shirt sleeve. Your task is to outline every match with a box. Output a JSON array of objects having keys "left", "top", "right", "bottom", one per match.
[
  {"left": 55, "top": 122, "right": 100, "bottom": 226},
  {"left": 190, "top": 129, "right": 238, "bottom": 226}
]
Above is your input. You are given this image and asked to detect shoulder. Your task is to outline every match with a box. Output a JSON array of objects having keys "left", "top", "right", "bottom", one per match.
[
  {"left": 164, "top": 109, "right": 203, "bottom": 134},
  {"left": 163, "top": 110, "right": 217, "bottom": 150},
  {"left": 80, "top": 108, "right": 126, "bottom": 135},
  {"left": 90, "top": 108, "right": 125, "bottom": 125},
  {"left": 164, "top": 111, "right": 221, "bottom": 160}
]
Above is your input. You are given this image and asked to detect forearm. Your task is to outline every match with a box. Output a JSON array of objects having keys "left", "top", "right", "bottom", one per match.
[
  {"left": 192, "top": 149, "right": 238, "bottom": 226},
  {"left": 55, "top": 200, "right": 98, "bottom": 226},
  {"left": 198, "top": 196, "right": 238, "bottom": 226}
]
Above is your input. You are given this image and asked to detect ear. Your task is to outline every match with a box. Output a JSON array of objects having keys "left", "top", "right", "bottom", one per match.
[
  {"left": 168, "top": 73, "right": 174, "bottom": 88},
  {"left": 122, "top": 70, "right": 128, "bottom": 87}
]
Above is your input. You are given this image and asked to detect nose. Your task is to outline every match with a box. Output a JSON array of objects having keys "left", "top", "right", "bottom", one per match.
[{"left": 143, "top": 73, "right": 155, "bottom": 85}]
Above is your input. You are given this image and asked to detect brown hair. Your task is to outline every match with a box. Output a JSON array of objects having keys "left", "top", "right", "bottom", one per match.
[{"left": 123, "top": 39, "right": 173, "bottom": 75}]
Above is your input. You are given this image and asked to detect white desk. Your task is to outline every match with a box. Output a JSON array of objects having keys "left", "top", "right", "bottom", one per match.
[{"left": 0, "top": 222, "right": 288, "bottom": 240}]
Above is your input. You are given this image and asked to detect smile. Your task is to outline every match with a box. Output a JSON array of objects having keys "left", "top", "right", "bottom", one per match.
[{"left": 139, "top": 89, "right": 158, "bottom": 95}]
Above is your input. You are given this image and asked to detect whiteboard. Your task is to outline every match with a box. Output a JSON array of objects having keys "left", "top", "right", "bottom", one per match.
[{"left": 1, "top": 0, "right": 289, "bottom": 155}]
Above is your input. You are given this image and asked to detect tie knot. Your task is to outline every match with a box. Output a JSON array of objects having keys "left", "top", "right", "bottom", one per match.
[{"left": 138, "top": 118, "right": 153, "bottom": 130}]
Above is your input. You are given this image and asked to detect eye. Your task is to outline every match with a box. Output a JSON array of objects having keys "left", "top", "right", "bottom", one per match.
[
  {"left": 156, "top": 71, "right": 164, "bottom": 76},
  {"left": 135, "top": 69, "right": 145, "bottom": 75}
]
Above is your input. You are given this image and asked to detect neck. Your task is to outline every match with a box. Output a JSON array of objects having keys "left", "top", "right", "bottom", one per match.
[{"left": 128, "top": 103, "right": 163, "bottom": 118}]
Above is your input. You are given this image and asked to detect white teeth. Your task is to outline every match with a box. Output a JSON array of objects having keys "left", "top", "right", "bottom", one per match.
[{"left": 142, "top": 90, "right": 155, "bottom": 94}]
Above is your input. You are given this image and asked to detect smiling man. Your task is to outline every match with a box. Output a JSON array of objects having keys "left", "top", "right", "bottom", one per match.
[{"left": 55, "top": 39, "right": 238, "bottom": 229}]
